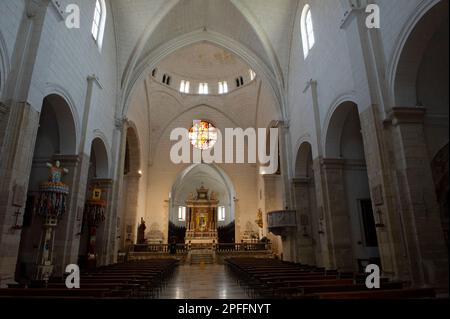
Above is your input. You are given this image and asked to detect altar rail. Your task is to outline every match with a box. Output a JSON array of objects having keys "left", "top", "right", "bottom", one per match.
[
  {"left": 130, "top": 244, "right": 188, "bottom": 253},
  {"left": 216, "top": 243, "right": 272, "bottom": 252},
  {"left": 128, "top": 243, "right": 271, "bottom": 253}
]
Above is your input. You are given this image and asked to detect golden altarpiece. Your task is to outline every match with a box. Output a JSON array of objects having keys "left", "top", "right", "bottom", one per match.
[{"left": 185, "top": 185, "right": 219, "bottom": 244}]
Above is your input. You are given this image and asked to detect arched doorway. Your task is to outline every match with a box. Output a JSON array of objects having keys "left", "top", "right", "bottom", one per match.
[
  {"left": 293, "top": 142, "right": 320, "bottom": 266},
  {"left": 325, "top": 102, "right": 380, "bottom": 272},
  {"left": 78, "top": 137, "right": 110, "bottom": 269},
  {"left": 119, "top": 125, "right": 141, "bottom": 250},
  {"left": 16, "top": 94, "right": 77, "bottom": 282},
  {"left": 170, "top": 164, "right": 236, "bottom": 244}
]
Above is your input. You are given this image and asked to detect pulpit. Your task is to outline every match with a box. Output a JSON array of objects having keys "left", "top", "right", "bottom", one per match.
[{"left": 185, "top": 185, "right": 219, "bottom": 244}]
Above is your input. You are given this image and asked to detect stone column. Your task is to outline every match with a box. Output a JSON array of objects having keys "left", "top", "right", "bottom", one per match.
[
  {"left": 108, "top": 118, "right": 128, "bottom": 263},
  {"left": 122, "top": 173, "right": 141, "bottom": 248},
  {"left": 293, "top": 178, "right": 316, "bottom": 265},
  {"left": 388, "top": 107, "right": 449, "bottom": 289},
  {"left": 316, "top": 158, "right": 354, "bottom": 271}
]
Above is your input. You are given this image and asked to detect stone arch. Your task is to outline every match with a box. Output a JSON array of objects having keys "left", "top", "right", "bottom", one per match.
[
  {"left": 124, "top": 122, "right": 141, "bottom": 175},
  {"left": 90, "top": 137, "right": 110, "bottom": 179},
  {"left": 38, "top": 94, "right": 78, "bottom": 155},
  {"left": 44, "top": 84, "right": 80, "bottom": 147},
  {"left": 324, "top": 100, "right": 360, "bottom": 158},
  {"left": 295, "top": 142, "right": 313, "bottom": 179},
  {"left": 323, "top": 101, "right": 380, "bottom": 271},
  {"left": 170, "top": 163, "right": 237, "bottom": 243},
  {"left": 391, "top": 0, "right": 448, "bottom": 106},
  {"left": 77, "top": 136, "right": 111, "bottom": 269},
  {"left": 16, "top": 94, "right": 78, "bottom": 281},
  {"left": 293, "top": 141, "right": 320, "bottom": 265}
]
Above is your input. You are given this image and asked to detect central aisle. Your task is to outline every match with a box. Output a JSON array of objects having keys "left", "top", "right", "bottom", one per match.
[{"left": 158, "top": 264, "right": 250, "bottom": 299}]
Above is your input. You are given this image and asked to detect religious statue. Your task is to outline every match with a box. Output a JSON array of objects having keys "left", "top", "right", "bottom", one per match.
[
  {"left": 187, "top": 192, "right": 195, "bottom": 201},
  {"left": 35, "top": 160, "right": 70, "bottom": 280},
  {"left": 255, "top": 209, "right": 264, "bottom": 229},
  {"left": 46, "top": 160, "right": 69, "bottom": 183},
  {"left": 137, "top": 217, "right": 146, "bottom": 244},
  {"left": 210, "top": 191, "right": 217, "bottom": 201}
]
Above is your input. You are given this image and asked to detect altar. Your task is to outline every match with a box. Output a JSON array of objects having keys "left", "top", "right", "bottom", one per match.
[{"left": 185, "top": 185, "right": 219, "bottom": 244}]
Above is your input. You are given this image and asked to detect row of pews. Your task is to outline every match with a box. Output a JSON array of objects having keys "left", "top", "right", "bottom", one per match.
[
  {"left": 0, "top": 259, "right": 178, "bottom": 299},
  {"left": 225, "top": 257, "right": 436, "bottom": 299}
]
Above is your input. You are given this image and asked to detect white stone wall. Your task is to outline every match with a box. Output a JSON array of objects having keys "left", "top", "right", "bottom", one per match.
[
  {"left": 0, "top": 0, "right": 25, "bottom": 81},
  {"left": 2, "top": 0, "right": 120, "bottom": 161}
]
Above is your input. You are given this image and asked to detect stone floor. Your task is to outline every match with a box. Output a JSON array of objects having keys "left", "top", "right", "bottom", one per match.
[{"left": 158, "top": 264, "right": 251, "bottom": 299}]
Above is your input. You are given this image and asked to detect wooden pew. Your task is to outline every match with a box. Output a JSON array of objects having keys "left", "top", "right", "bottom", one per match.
[{"left": 315, "top": 288, "right": 436, "bottom": 299}]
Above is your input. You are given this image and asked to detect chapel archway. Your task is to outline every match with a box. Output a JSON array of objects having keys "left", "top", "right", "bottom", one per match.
[
  {"left": 293, "top": 142, "right": 320, "bottom": 266},
  {"left": 170, "top": 164, "right": 236, "bottom": 245},
  {"left": 325, "top": 102, "right": 380, "bottom": 272},
  {"left": 119, "top": 125, "right": 142, "bottom": 250},
  {"left": 15, "top": 94, "right": 77, "bottom": 282},
  {"left": 78, "top": 137, "right": 110, "bottom": 269},
  {"left": 394, "top": 1, "right": 449, "bottom": 250}
]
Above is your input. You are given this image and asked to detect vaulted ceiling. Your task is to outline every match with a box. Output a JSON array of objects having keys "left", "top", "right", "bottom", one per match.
[
  {"left": 157, "top": 42, "right": 250, "bottom": 82},
  {"left": 111, "top": 0, "right": 297, "bottom": 101}
]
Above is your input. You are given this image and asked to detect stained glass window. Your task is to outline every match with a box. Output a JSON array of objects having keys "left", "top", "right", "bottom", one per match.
[{"left": 189, "top": 120, "right": 218, "bottom": 150}]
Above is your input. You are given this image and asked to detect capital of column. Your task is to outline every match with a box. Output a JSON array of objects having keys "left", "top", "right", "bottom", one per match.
[
  {"left": 26, "top": 0, "right": 51, "bottom": 19},
  {"left": 124, "top": 172, "right": 142, "bottom": 179},
  {"left": 387, "top": 107, "right": 426, "bottom": 126},
  {"left": 115, "top": 117, "right": 129, "bottom": 131},
  {"left": 90, "top": 178, "right": 113, "bottom": 189},
  {"left": 52, "top": 154, "right": 81, "bottom": 168},
  {"left": 320, "top": 158, "right": 345, "bottom": 169},
  {"left": 292, "top": 177, "right": 311, "bottom": 186}
]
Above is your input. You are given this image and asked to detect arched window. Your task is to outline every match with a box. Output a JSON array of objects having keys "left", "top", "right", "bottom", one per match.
[
  {"left": 91, "top": 0, "right": 107, "bottom": 49},
  {"left": 198, "top": 83, "right": 209, "bottom": 95},
  {"left": 301, "top": 5, "right": 315, "bottom": 58},
  {"left": 180, "top": 80, "right": 190, "bottom": 93},
  {"left": 218, "top": 206, "right": 226, "bottom": 222},
  {"left": 178, "top": 206, "right": 187, "bottom": 222},
  {"left": 218, "top": 81, "right": 228, "bottom": 94}
]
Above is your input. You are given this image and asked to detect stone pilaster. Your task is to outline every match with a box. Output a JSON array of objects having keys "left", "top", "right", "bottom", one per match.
[
  {"left": 122, "top": 173, "right": 141, "bottom": 249},
  {"left": 359, "top": 105, "right": 410, "bottom": 281},
  {"left": 387, "top": 107, "right": 448, "bottom": 289},
  {"left": 0, "top": 102, "right": 40, "bottom": 286},
  {"left": 315, "top": 158, "right": 354, "bottom": 271},
  {"left": 108, "top": 118, "right": 128, "bottom": 263},
  {"left": 292, "top": 177, "right": 316, "bottom": 265}
]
